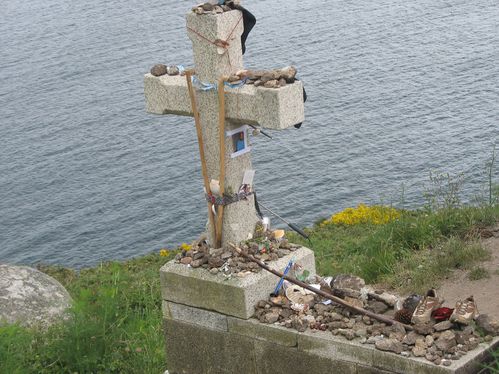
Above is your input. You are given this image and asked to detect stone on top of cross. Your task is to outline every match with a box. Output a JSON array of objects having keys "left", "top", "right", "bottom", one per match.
[{"left": 144, "top": 5, "right": 305, "bottom": 248}]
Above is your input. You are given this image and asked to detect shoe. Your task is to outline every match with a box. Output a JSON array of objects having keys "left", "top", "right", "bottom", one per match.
[
  {"left": 432, "top": 307, "right": 454, "bottom": 322},
  {"left": 403, "top": 294, "right": 422, "bottom": 313},
  {"left": 450, "top": 296, "right": 478, "bottom": 325},
  {"left": 411, "top": 289, "right": 440, "bottom": 324}
]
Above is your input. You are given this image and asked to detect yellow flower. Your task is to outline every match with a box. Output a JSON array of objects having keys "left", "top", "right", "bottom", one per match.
[
  {"left": 159, "top": 249, "right": 169, "bottom": 257},
  {"left": 180, "top": 243, "right": 192, "bottom": 251},
  {"left": 321, "top": 204, "right": 400, "bottom": 226}
]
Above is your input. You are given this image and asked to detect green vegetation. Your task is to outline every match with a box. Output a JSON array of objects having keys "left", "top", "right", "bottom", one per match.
[
  {"left": 1, "top": 167, "right": 499, "bottom": 372},
  {"left": 468, "top": 266, "right": 491, "bottom": 281},
  {"left": 291, "top": 205, "right": 498, "bottom": 293},
  {"left": 0, "top": 254, "right": 174, "bottom": 373},
  {"left": 485, "top": 348, "right": 499, "bottom": 374}
]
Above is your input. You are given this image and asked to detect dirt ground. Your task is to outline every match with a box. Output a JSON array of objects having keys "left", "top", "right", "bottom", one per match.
[{"left": 437, "top": 226, "right": 499, "bottom": 320}]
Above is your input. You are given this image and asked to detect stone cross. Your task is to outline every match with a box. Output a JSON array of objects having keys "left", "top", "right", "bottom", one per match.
[{"left": 144, "top": 8, "right": 304, "bottom": 248}]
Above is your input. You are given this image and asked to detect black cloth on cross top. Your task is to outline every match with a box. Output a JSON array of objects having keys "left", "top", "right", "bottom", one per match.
[
  {"left": 226, "top": 1, "right": 307, "bottom": 128},
  {"left": 227, "top": 2, "right": 256, "bottom": 55}
]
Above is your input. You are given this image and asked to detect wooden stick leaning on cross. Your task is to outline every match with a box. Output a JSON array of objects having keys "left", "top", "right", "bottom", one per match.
[
  {"left": 216, "top": 76, "right": 227, "bottom": 248},
  {"left": 185, "top": 69, "right": 218, "bottom": 242},
  {"left": 185, "top": 70, "right": 228, "bottom": 248},
  {"left": 229, "top": 243, "right": 413, "bottom": 331}
]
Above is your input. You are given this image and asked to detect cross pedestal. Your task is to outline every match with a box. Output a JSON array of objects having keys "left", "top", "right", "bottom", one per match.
[{"left": 144, "top": 8, "right": 304, "bottom": 248}]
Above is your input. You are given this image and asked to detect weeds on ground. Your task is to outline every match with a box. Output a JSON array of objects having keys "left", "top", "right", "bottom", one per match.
[
  {"left": 468, "top": 266, "right": 491, "bottom": 281},
  {"left": 291, "top": 164, "right": 499, "bottom": 290},
  {"left": 0, "top": 253, "right": 172, "bottom": 373},
  {"left": 484, "top": 347, "right": 499, "bottom": 373},
  {"left": 291, "top": 205, "right": 498, "bottom": 290}
]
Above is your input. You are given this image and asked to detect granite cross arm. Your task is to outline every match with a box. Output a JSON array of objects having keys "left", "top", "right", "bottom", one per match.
[{"left": 144, "top": 74, "right": 305, "bottom": 130}]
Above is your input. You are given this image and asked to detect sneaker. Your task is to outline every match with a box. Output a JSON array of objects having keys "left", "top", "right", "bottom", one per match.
[
  {"left": 450, "top": 296, "right": 478, "bottom": 325},
  {"left": 403, "top": 294, "right": 422, "bottom": 313},
  {"left": 432, "top": 307, "right": 454, "bottom": 322},
  {"left": 411, "top": 289, "right": 440, "bottom": 324}
]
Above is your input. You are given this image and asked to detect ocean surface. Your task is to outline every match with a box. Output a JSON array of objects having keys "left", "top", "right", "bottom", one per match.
[{"left": 1, "top": 0, "right": 498, "bottom": 267}]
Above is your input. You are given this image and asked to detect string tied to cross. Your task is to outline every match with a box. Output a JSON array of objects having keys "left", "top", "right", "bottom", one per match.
[
  {"left": 186, "top": 14, "right": 243, "bottom": 68},
  {"left": 205, "top": 189, "right": 254, "bottom": 207}
]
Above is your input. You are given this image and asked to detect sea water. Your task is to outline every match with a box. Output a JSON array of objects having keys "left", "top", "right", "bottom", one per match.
[{"left": 0, "top": 0, "right": 497, "bottom": 266}]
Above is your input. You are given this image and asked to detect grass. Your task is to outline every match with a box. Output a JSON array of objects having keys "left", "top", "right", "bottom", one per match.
[
  {"left": 468, "top": 266, "right": 491, "bottom": 280},
  {"left": 0, "top": 253, "right": 174, "bottom": 374},
  {"left": 485, "top": 348, "right": 499, "bottom": 373},
  {"left": 1, "top": 204, "right": 499, "bottom": 372},
  {"left": 291, "top": 205, "right": 498, "bottom": 293}
]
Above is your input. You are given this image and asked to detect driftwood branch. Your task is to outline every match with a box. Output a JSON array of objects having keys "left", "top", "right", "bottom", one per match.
[{"left": 229, "top": 243, "right": 412, "bottom": 331}]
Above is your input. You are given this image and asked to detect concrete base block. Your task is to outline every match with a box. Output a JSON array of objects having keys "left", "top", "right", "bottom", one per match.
[
  {"left": 163, "top": 302, "right": 499, "bottom": 374},
  {"left": 161, "top": 246, "right": 499, "bottom": 374},
  {"left": 162, "top": 301, "right": 228, "bottom": 332},
  {"left": 165, "top": 318, "right": 257, "bottom": 374},
  {"left": 160, "top": 246, "right": 316, "bottom": 319},
  {"left": 253, "top": 339, "right": 357, "bottom": 374},
  {"left": 228, "top": 316, "right": 298, "bottom": 347}
]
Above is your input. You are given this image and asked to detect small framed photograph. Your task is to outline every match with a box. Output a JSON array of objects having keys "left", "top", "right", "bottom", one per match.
[{"left": 226, "top": 125, "right": 252, "bottom": 158}]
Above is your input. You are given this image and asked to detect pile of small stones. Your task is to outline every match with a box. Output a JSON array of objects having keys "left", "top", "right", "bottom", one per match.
[
  {"left": 227, "top": 66, "right": 299, "bottom": 89},
  {"left": 254, "top": 278, "right": 499, "bottom": 366},
  {"left": 148, "top": 63, "right": 299, "bottom": 90},
  {"left": 174, "top": 234, "right": 300, "bottom": 277},
  {"left": 150, "top": 64, "right": 183, "bottom": 77},
  {"left": 191, "top": 2, "right": 235, "bottom": 15}
]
